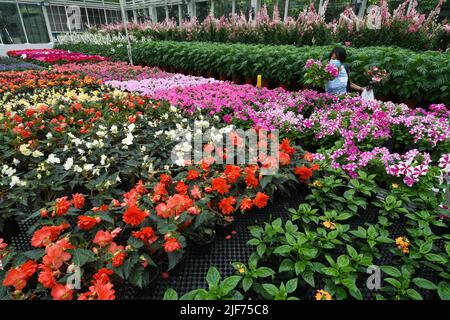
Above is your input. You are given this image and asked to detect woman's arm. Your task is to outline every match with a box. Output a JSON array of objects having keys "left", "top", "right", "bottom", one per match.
[{"left": 350, "top": 82, "right": 364, "bottom": 92}]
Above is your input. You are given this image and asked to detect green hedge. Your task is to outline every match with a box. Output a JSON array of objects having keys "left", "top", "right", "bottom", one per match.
[{"left": 58, "top": 41, "right": 450, "bottom": 104}]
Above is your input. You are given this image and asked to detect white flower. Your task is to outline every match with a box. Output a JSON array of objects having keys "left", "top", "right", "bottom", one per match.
[
  {"left": 83, "top": 163, "right": 94, "bottom": 171},
  {"left": 64, "top": 158, "right": 74, "bottom": 170},
  {"left": 100, "top": 154, "right": 108, "bottom": 166},
  {"left": 32, "top": 150, "right": 44, "bottom": 158},
  {"left": 19, "top": 144, "right": 32, "bottom": 156},
  {"left": 2, "top": 165, "right": 16, "bottom": 177},
  {"left": 46, "top": 132, "right": 53, "bottom": 139},
  {"left": 110, "top": 125, "right": 118, "bottom": 134},
  {"left": 73, "top": 165, "right": 82, "bottom": 173},
  {"left": 127, "top": 123, "right": 136, "bottom": 132},
  {"left": 10, "top": 176, "right": 26, "bottom": 188},
  {"left": 46, "top": 154, "right": 60, "bottom": 164},
  {"left": 122, "top": 133, "right": 134, "bottom": 145},
  {"left": 12, "top": 158, "right": 20, "bottom": 165}
]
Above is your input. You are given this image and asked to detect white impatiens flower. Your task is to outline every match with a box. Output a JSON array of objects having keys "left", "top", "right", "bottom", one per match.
[
  {"left": 19, "top": 144, "right": 32, "bottom": 156},
  {"left": 1, "top": 165, "right": 16, "bottom": 177},
  {"left": 64, "top": 158, "right": 74, "bottom": 170},
  {"left": 10, "top": 176, "right": 26, "bottom": 188},
  {"left": 32, "top": 150, "right": 44, "bottom": 158},
  {"left": 46, "top": 154, "right": 61, "bottom": 164}
]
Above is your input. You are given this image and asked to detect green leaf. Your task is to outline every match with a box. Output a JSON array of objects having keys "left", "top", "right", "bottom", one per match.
[
  {"left": 285, "top": 278, "right": 298, "bottom": 294},
  {"left": 70, "top": 248, "right": 96, "bottom": 267},
  {"left": 23, "top": 249, "right": 45, "bottom": 260},
  {"left": 273, "top": 245, "right": 292, "bottom": 256},
  {"left": 384, "top": 278, "right": 402, "bottom": 289},
  {"left": 206, "top": 266, "right": 221, "bottom": 289},
  {"left": 220, "top": 276, "right": 242, "bottom": 296},
  {"left": 163, "top": 288, "right": 179, "bottom": 300},
  {"left": 262, "top": 283, "right": 279, "bottom": 297},
  {"left": 381, "top": 266, "right": 401, "bottom": 278},
  {"left": 242, "top": 277, "right": 253, "bottom": 292},
  {"left": 337, "top": 255, "right": 350, "bottom": 268},
  {"left": 437, "top": 281, "right": 450, "bottom": 300},
  {"left": 406, "top": 289, "right": 423, "bottom": 300}
]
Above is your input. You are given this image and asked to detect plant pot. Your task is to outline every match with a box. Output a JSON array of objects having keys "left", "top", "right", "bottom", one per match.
[
  {"left": 1, "top": 218, "right": 20, "bottom": 242},
  {"left": 191, "top": 232, "right": 216, "bottom": 254}
]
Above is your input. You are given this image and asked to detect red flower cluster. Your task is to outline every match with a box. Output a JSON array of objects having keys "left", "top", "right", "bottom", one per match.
[{"left": 3, "top": 260, "right": 38, "bottom": 291}]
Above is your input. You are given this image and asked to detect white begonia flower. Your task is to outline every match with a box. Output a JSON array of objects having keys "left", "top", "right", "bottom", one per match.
[
  {"left": 46, "top": 154, "right": 60, "bottom": 164},
  {"left": 127, "top": 123, "right": 136, "bottom": 132},
  {"left": 73, "top": 165, "right": 82, "bottom": 173},
  {"left": 32, "top": 150, "right": 44, "bottom": 158},
  {"left": 164, "top": 165, "right": 170, "bottom": 170},
  {"left": 13, "top": 158, "right": 20, "bottom": 165},
  {"left": 96, "top": 130, "right": 107, "bottom": 138},
  {"left": 162, "top": 114, "right": 169, "bottom": 120},
  {"left": 63, "top": 145, "right": 69, "bottom": 151},
  {"left": 64, "top": 158, "right": 74, "bottom": 170},
  {"left": 110, "top": 125, "right": 118, "bottom": 134},
  {"left": 93, "top": 168, "right": 100, "bottom": 176},
  {"left": 46, "top": 132, "right": 53, "bottom": 139},
  {"left": 19, "top": 144, "right": 32, "bottom": 156},
  {"left": 122, "top": 133, "right": 134, "bottom": 146},
  {"left": 169, "top": 105, "right": 177, "bottom": 113},
  {"left": 78, "top": 148, "right": 85, "bottom": 155}
]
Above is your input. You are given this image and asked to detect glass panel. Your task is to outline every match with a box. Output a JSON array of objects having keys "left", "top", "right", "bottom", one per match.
[
  {"left": 168, "top": 4, "right": 179, "bottom": 24},
  {"left": 82, "top": 7, "right": 90, "bottom": 29},
  {"left": 20, "top": 4, "right": 50, "bottom": 43},
  {"left": 326, "top": 1, "right": 350, "bottom": 22},
  {"left": 0, "top": 3, "right": 26, "bottom": 44},
  {"left": 156, "top": 6, "right": 166, "bottom": 22},
  {"left": 180, "top": 3, "right": 189, "bottom": 21},
  {"left": 214, "top": 0, "right": 233, "bottom": 18},
  {"left": 196, "top": 1, "right": 211, "bottom": 22}
]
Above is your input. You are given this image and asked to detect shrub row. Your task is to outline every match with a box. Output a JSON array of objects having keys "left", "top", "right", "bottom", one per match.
[{"left": 58, "top": 41, "right": 450, "bottom": 104}]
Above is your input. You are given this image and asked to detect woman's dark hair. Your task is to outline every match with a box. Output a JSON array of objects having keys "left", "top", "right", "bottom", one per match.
[{"left": 329, "top": 47, "right": 347, "bottom": 63}]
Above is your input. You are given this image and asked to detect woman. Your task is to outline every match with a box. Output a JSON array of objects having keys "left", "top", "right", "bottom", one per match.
[{"left": 325, "top": 47, "right": 364, "bottom": 95}]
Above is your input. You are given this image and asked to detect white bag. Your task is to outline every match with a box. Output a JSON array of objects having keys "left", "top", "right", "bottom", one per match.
[{"left": 361, "top": 88, "right": 375, "bottom": 101}]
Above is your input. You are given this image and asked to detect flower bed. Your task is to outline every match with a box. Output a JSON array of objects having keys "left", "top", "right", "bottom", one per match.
[
  {"left": 7, "top": 49, "right": 107, "bottom": 64},
  {"left": 0, "top": 60, "right": 449, "bottom": 301},
  {"left": 0, "top": 70, "right": 101, "bottom": 99},
  {"left": 52, "top": 61, "right": 169, "bottom": 82},
  {"left": 0, "top": 57, "right": 42, "bottom": 72}
]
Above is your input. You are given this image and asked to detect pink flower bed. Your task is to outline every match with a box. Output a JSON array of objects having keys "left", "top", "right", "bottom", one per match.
[{"left": 7, "top": 49, "right": 107, "bottom": 64}]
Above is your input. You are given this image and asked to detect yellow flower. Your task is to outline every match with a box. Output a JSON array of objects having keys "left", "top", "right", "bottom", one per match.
[
  {"left": 391, "top": 183, "right": 399, "bottom": 189},
  {"left": 315, "top": 289, "right": 332, "bottom": 300},
  {"left": 313, "top": 180, "right": 323, "bottom": 188},
  {"left": 323, "top": 220, "right": 336, "bottom": 230},
  {"left": 395, "top": 236, "right": 410, "bottom": 254}
]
